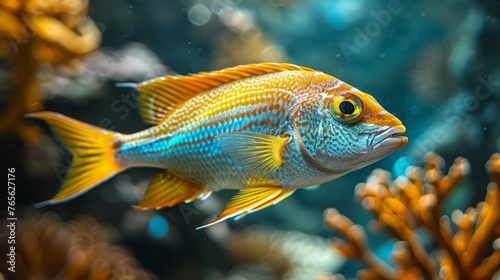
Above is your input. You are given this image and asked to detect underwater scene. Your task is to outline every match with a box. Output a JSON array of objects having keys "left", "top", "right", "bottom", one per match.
[{"left": 1, "top": 0, "right": 500, "bottom": 279}]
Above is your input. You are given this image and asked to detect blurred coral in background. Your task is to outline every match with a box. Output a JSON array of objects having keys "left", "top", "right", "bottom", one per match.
[
  {"left": 324, "top": 152, "right": 500, "bottom": 279},
  {"left": 206, "top": 225, "right": 345, "bottom": 279},
  {"left": 0, "top": 212, "right": 158, "bottom": 280},
  {"left": 0, "top": 0, "right": 101, "bottom": 141}
]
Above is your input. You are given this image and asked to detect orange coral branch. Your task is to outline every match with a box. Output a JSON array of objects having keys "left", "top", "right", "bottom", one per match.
[
  {"left": 0, "top": 0, "right": 101, "bottom": 140},
  {"left": 324, "top": 208, "right": 395, "bottom": 280},
  {"left": 0, "top": 0, "right": 21, "bottom": 12},
  {"left": 0, "top": 7, "right": 25, "bottom": 38},
  {"left": 472, "top": 248, "right": 500, "bottom": 280},
  {"left": 326, "top": 152, "right": 500, "bottom": 280},
  {"left": 356, "top": 170, "right": 438, "bottom": 278},
  {"left": 30, "top": 15, "right": 100, "bottom": 55},
  {"left": 462, "top": 155, "right": 500, "bottom": 275}
]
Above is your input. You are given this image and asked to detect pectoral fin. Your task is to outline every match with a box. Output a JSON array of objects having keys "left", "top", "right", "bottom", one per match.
[
  {"left": 196, "top": 185, "right": 295, "bottom": 229},
  {"left": 134, "top": 171, "right": 211, "bottom": 210},
  {"left": 216, "top": 132, "right": 289, "bottom": 178}
]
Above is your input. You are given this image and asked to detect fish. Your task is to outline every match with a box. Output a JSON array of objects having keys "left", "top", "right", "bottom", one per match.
[{"left": 28, "top": 63, "right": 407, "bottom": 229}]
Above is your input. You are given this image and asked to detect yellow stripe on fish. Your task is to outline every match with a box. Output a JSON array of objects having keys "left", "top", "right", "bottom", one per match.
[{"left": 28, "top": 62, "right": 407, "bottom": 228}]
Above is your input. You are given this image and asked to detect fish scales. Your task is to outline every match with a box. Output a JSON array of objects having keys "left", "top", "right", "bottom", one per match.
[{"left": 116, "top": 71, "right": 311, "bottom": 190}]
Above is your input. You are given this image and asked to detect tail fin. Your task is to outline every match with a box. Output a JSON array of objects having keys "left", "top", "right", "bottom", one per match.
[{"left": 27, "top": 112, "right": 125, "bottom": 206}]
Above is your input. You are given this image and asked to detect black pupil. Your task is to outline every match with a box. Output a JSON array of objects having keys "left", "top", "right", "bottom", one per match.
[{"left": 339, "top": 101, "right": 355, "bottom": 114}]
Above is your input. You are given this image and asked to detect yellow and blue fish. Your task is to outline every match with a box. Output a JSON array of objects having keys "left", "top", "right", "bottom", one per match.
[{"left": 29, "top": 63, "right": 407, "bottom": 228}]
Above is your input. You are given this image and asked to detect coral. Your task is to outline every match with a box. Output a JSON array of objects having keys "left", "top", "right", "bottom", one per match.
[
  {"left": 0, "top": 0, "right": 100, "bottom": 139},
  {"left": 207, "top": 225, "right": 344, "bottom": 279},
  {"left": 324, "top": 152, "right": 500, "bottom": 280},
  {"left": 0, "top": 212, "right": 158, "bottom": 280}
]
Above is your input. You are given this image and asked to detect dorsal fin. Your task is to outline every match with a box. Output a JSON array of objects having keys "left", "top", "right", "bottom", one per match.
[{"left": 135, "top": 63, "right": 315, "bottom": 125}]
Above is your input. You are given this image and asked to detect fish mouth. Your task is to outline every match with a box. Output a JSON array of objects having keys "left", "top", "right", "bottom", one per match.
[{"left": 371, "top": 125, "right": 408, "bottom": 151}]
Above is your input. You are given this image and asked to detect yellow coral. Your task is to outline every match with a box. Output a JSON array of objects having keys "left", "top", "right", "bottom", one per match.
[
  {"left": 324, "top": 152, "right": 500, "bottom": 280},
  {"left": 0, "top": 0, "right": 100, "bottom": 140}
]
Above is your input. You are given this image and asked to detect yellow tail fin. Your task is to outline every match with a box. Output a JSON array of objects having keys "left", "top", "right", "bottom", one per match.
[{"left": 27, "top": 112, "right": 125, "bottom": 206}]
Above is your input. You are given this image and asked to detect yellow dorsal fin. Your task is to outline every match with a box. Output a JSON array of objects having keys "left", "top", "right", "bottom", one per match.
[
  {"left": 134, "top": 63, "right": 314, "bottom": 125},
  {"left": 134, "top": 171, "right": 211, "bottom": 210},
  {"left": 216, "top": 132, "right": 289, "bottom": 178},
  {"left": 197, "top": 185, "right": 295, "bottom": 229}
]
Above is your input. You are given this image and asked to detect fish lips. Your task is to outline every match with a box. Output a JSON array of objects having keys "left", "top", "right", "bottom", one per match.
[{"left": 371, "top": 125, "right": 408, "bottom": 151}]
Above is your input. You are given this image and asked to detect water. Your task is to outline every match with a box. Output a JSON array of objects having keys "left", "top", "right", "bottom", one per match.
[{"left": 2, "top": 0, "right": 499, "bottom": 279}]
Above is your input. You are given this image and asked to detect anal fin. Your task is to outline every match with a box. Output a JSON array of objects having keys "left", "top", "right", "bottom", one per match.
[
  {"left": 134, "top": 171, "right": 211, "bottom": 210},
  {"left": 196, "top": 185, "right": 295, "bottom": 229}
]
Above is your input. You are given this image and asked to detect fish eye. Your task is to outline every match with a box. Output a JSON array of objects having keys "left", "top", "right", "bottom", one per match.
[
  {"left": 330, "top": 93, "right": 364, "bottom": 124},
  {"left": 339, "top": 101, "right": 355, "bottom": 114}
]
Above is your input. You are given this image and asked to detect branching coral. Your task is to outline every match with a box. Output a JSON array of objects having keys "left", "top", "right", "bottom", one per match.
[
  {"left": 0, "top": 212, "right": 158, "bottom": 280},
  {"left": 0, "top": 0, "right": 100, "bottom": 139},
  {"left": 324, "top": 152, "right": 500, "bottom": 280}
]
